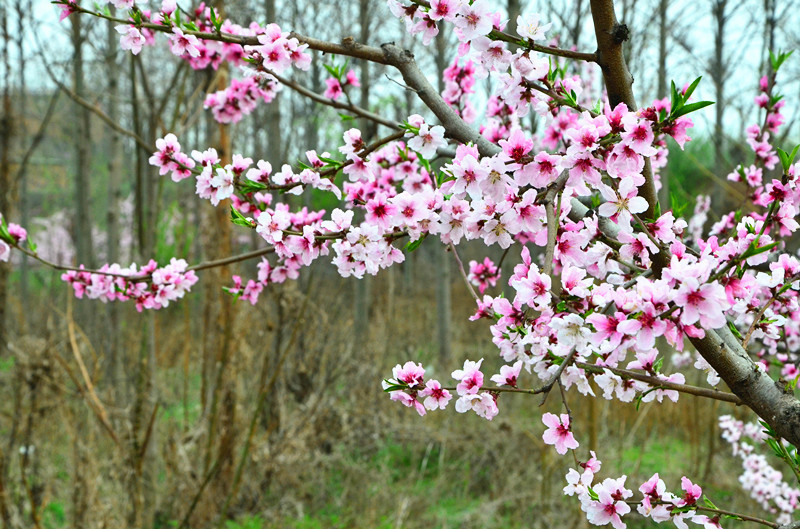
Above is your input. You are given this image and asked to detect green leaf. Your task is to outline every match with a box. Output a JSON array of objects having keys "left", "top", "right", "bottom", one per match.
[
  {"left": 682, "top": 76, "right": 703, "bottom": 102},
  {"left": 760, "top": 419, "right": 777, "bottom": 436},
  {"left": 382, "top": 380, "right": 407, "bottom": 393},
  {"left": 339, "top": 113, "right": 354, "bottom": 122},
  {"left": 556, "top": 301, "right": 567, "bottom": 312},
  {"left": 770, "top": 50, "right": 794, "bottom": 72},
  {"left": 778, "top": 148, "right": 791, "bottom": 173},
  {"left": 741, "top": 241, "right": 779, "bottom": 260},
  {"left": 419, "top": 156, "right": 432, "bottom": 174},
  {"left": 0, "top": 217, "right": 9, "bottom": 243},
  {"left": 239, "top": 180, "right": 268, "bottom": 194},
  {"left": 404, "top": 234, "right": 427, "bottom": 253},
  {"left": 670, "top": 80, "right": 680, "bottom": 115},
  {"left": 671, "top": 100, "right": 714, "bottom": 119},
  {"left": 653, "top": 356, "right": 664, "bottom": 374},
  {"left": 702, "top": 496, "right": 718, "bottom": 510},
  {"left": 727, "top": 321, "right": 743, "bottom": 340},
  {"left": 790, "top": 144, "right": 800, "bottom": 163},
  {"left": 224, "top": 288, "right": 243, "bottom": 302},
  {"left": 670, "top": 192, "right": 688, "bottom": 218},
  {"left": 27, "top": 239, "right": 37, "bottom": 253},
  {"left": 778, "top": 144, "right": 800, "bottom": 173},
  {"left": 323, "top": 63, "right": 339, "bottom": 78},
  {"left": 722, "top": 513, "right": 744, "bottom": 521},
  {"left": 765, "top": 438, "right": 783, "bottom": 458},
  {"left": 229, "top": 205, "right": 254, "bottom": 228}
]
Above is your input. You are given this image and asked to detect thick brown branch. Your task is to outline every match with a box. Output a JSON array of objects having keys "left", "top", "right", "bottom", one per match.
[{"left": 589, "top": 0, "right": 658, "bottom": 221}]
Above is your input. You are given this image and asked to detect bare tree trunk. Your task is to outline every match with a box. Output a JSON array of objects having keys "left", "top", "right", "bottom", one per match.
[
  {"left": 657, "top": 0, "right": 670, "bottom": 207},
  {"left": 762, "top": 0, "right": 776, "bottom": 76},
  {"left": 105, "top": 7, "right": 123, "bottom": 403},
  {"left": 198, "top": 13, "right": 239, "bottom": 516},
  {"left": 70, "top": 12, "right": 94, "bottom": 268},
  {"left": 507, "top": 0, "right": 521, "bottom": 34},
  {"left": 264, "top": 0, "right": 282, "bottom": 167},
  {"left": 0, "top": 4, "right": 12, "bottom": 358},
  {"left": 710, "top": 0, "right": 728, "bottom": 170},
  {"left": 126, "top": 50, "right": 160, "bottom": 529},
  {"left": 15, "top": 0, "right": 30, "bottom": 333}
]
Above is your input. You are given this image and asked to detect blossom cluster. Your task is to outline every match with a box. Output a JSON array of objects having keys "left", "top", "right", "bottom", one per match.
[
  {"left": 204, "top": 77, "right": 280, "bottom": 124},
  {"left": 61, "top": 258, "right": 198, "bottom": 312},
  {"left": 719, "top": 415, "right": 800, "bottom": 524},
  {"left": 467, "top": 256, "right": 500, "bottom": 294}
]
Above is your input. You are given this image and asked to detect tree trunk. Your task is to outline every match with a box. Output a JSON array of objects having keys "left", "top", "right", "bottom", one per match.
[
  {"left": 15, "top": 0, "right": 30, "bottom": 333},
  {"left": 711, "top": 0, "right": 728, "bottom": 171},
  {"left": 657, "top": 0, "right": 669, "bottom": 207},
  {"left": 506, "top": 0, "right": 521, "bottom": 34},
  {"left": 105, "top": 7, "right": 123, "bottom": 404},
  {"left": 0, "top": 5, "right": 12, "bottom": 358},
  {"left": 71, "top": 12, "right": 94, "bottom": 268}
]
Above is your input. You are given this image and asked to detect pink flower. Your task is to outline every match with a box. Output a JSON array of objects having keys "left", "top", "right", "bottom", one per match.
[
  {"left": 390, "top": 391, "right": 427, "bottom": 416},
  {"left": 116, "top": 25, "right": 146, "bottom": 55},
  {"left": 7, "top": 223, "right": 27, "bottom": 243},
  {"left": 344, "top": 69, "right": 360, "bottom": 87},
  {"left": 408, "top": 123, "right": 446, "bottom": 159},
  {"left": 585, "top": 477, "right": 632, "bottom": 529},
  {"left": 365, "top": 192, "right": 398, "bottom": 231},
  {"left": 453, "top": 0, "right": 493, "bottom": 41},
  {"left": 454, "top": 392, "right": 498, "bottom": 420},
  {"left": 516, "top": 13, "right": 552, "bottom": 41},
  {"left": 467, "top": 256, "right": 500, "bottom": 294},
  {"left": 57, "top": 0, "right": 78, "bottom": 21},
  {"left": 542, "top": 412, "right": 579, "bottom": 454},
  {"left": 419, "top": 379, "right": 452, "bottom": 410},
  {"left": 169, "top": 28, "right": 201, "bottom": 58},
  {"left": 392, "top": 361, "right": 426, "bottom": 388},
  {"left": 428, "top": 0, "right": 461, "bottom": 22},
  {"left": 674, "top": 278, "right": 730, "bottom": 329},
  {"left": 324, "top": 77, "right": 343, "bottom": 100},
  {"left": 452, "top": 358, "right": 484, "bottom": 395},
  {"left": 598, "top": 177, "right": 649, "bottom": 226},
  {"left": 490, "top": 361, "right": 522, "bottom": 387},
  {"left": 676, "top": 476, "right": 702, "bottom": 507}
]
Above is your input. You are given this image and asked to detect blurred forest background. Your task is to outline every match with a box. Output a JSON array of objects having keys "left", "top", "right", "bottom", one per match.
[{"left": 0, "top": 0, "right": 799, "bottom": 528}]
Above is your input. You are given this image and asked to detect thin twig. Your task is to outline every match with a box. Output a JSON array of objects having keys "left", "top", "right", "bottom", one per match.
[
  {"left": 449, "top": 242, "right": 479, "bottom": 302},
  {"left": 539, "top": 347, "right": 578, "bottom": 407}
]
